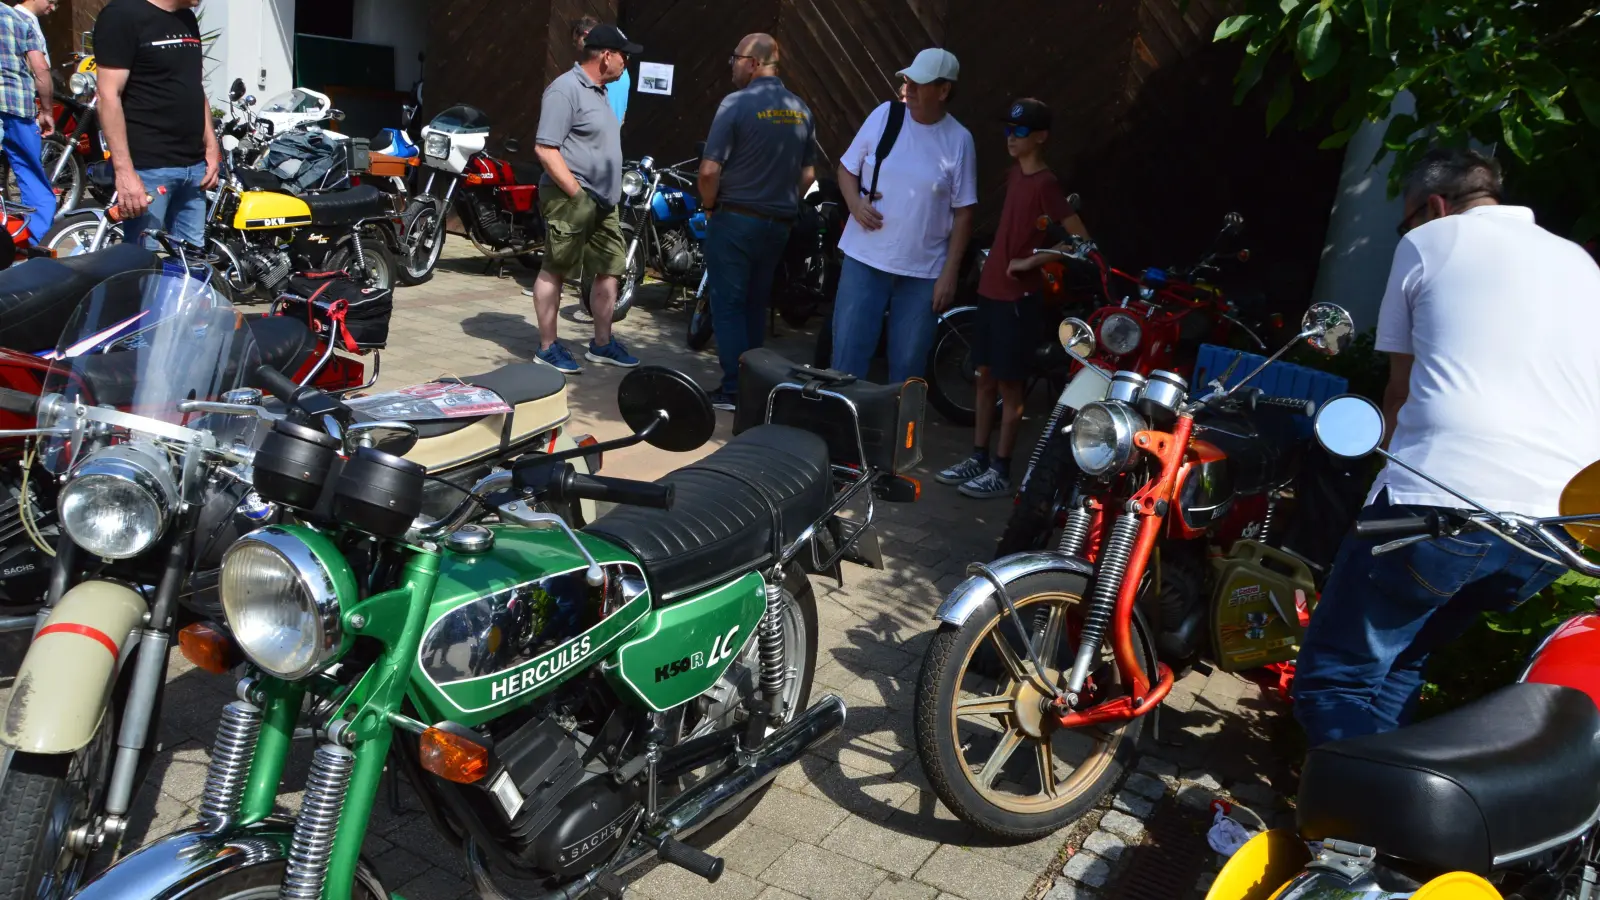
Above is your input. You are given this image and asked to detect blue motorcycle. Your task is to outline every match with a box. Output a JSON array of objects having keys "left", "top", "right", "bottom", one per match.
[{"left": 579, "top": 155, "right": 708, "bottom": 328}]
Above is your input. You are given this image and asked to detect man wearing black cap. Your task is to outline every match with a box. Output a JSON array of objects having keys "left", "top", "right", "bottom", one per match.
[
  {"left": 528, "top": 23, "right": 642, "bottom": 375},
  {"left": 937, "top": 98, "right": 1088, "bottom": 499}
]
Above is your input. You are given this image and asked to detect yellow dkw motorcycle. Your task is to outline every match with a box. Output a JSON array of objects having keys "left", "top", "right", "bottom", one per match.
[{"left": 1207, "top": 395, "right": 1600, "bottom": 900}]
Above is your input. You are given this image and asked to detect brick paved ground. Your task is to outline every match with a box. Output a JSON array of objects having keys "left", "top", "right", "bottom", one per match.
[{"left": 1, "top": 243, "right": 1295, "bottom": 900}]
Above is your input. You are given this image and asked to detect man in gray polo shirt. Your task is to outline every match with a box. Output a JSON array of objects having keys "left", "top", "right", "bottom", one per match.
[
  {"left": 528, "top": 23, "right": 640, "bottom": 374},
  {"left": 697, "top": 33, "right": 815, "bottom": 410}
]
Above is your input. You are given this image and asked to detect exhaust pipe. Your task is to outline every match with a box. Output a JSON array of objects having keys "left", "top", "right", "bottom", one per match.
[{"left": 468, "top": 694, "right": 847, "bottom": 900}]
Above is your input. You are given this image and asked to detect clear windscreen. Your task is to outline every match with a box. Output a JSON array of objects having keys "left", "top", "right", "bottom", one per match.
[
  {"left": 262, "top": 89, "right": 324, "bottom": 114},
  {"left": 37, "top": 266, "right": 262, "bottom": 474}
]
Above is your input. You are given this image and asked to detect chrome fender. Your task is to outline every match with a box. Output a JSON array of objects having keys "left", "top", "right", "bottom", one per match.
[
  {"left": 0, "top": 580, "right": 145, "bottom": 754},
  {"left": 72, "top": 818, "right": 387, "bottom": 900}
]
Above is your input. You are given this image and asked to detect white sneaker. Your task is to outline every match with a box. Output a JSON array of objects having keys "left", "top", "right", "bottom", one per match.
[
  {"left": 521, "top": 286, "right": 534, "bottom": 297},
  {"left": 959, "top": 468, "right": 1013, "bottom": 499},
  {"left": 936, "top": 455, "right": 988, "bottom": 485}
]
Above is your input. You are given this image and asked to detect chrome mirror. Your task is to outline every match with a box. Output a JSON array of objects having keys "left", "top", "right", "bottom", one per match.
[
  {"left": 1313, "top": 395, "right": 1384, "bottom": 459},
  {"left": 346, "top": 420, "right": 419, "bottom": 457},
  {"left": 1059, "top": 318, "right": 1095, "bottom": 361},
  {"left": 1302, "top": 303, "right": 1354, "bottom": 356}
]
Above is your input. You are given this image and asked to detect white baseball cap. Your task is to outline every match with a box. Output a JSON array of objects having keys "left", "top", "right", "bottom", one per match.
[{"left": 897, "top": 48, "right": 959, "bottom": 84}]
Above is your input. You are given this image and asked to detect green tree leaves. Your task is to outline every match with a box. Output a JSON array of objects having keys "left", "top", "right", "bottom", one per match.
[{"left": 1296, "top": 4, "right": 1341, "bottom": 79}]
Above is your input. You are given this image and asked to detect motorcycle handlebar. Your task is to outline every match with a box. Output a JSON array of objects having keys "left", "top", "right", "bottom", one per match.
[
  {"left": 1355, "top": 512, "right": 1446, "bottom": 540},
  {"left": 0, "top": 387, "right": 38, "bottom": 416},
  {"left": 563, "top": 471, "right": 674, "bottom": 510},
  {"left": 253, "top": 365, "right": 350, "bottom": 423},
  {"left": 1257, "top": 395, "right": 1316, "bottom": 416}
]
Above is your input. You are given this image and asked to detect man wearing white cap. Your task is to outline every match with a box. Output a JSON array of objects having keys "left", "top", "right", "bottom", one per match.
[{"left": 831, "top": 48, "right": 977, "bottom": 383}]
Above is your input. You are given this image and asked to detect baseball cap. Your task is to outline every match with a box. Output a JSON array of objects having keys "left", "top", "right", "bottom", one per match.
[
  {"left": 897, "top": 48, "right": 959, "bottom": 84},
  {"left": 585, "top": 24, "right": 642, "bottom": 55},
  {"left": 1004, "top": 99, "right": 1052, "bottom": 132}
]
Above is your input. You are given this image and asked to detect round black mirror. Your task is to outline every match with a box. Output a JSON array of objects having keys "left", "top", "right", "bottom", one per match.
[
  {"left": 229, "top": 78, "right": 246, "bottom": 102},
  {"left": 1066, "top": 192, "right": 1082, "bottom": 212},
  {"left": 1313, "top": 395, "right": 1384, "bottom": 459},
  {"left": 1302, "top": 302, "right": 1354, "bottom": 356},
  {"left": 617, "top": 366, "right": 715, "bottom": 452},
  {"left": 504, "top": 138, "right": 521, "bottom": 155}
]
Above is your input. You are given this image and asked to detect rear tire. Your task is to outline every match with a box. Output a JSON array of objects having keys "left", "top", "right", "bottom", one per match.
[
  {"left": 42, "top": 212, "right": 120, "bottom": 257},
  {"left": 927, "top": 308, "right": 985, "bottom": 427},
  {"left": 686, "top": 291, "right": 714, "bottom": 351},
  {"left": 328, "top": 240, "right": 397, "bottom": 293}
]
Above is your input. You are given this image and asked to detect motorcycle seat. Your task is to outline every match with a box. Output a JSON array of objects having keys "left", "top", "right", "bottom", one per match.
[
  {"left": 72, "top": 315, "right": 318, "bottom": 409},
  {"left": 583, "top": 425, "right": 832, "bottom": 604},
  {"left": 0, "top": 245, "right": 158, "bottom": 353},
  {"left": 236, "top": 169, "right": 287, "bottom": 192},
  {"left": 358, "top": 362, "right": 570, "bottom": 474},
  {"left": 1297, "top": 682, "right": 1600, "bottom": 875},
  {"left": 303, "top": 185, "right": 390, "bottom": 227},
  {"left": 510, "top": 160, "right": 543, "bottom": 185}
]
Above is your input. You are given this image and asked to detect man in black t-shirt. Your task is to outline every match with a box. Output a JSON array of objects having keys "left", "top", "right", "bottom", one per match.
[{"left": 93, "top": 0, "right": 218, "bottom": 247}]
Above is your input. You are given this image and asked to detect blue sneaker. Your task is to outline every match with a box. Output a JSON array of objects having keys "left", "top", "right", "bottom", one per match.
[
  {"left": 586, "top": 338, "right": 639, "bottom": 368},
  {"left": 537, "top": 342, "right": 583, "bottom": 374}
]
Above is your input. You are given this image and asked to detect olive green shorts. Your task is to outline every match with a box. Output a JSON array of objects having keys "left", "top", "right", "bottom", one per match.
[{"left": 540, "top": 189, "right": 626, "bottom": 280}]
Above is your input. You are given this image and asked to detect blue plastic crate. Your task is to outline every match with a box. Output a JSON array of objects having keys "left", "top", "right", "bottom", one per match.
[{"left": 1190, "top": 344, "right": 1348, "bottom": 436}]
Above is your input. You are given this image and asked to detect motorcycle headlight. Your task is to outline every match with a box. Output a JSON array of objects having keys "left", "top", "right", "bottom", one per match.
[
  {"left": 58, "top": 443, "right": 175, "bottom": 560},
  {"left": 1100, "top": 313, "right": 1143, "bottom": 357},
  {"left": 221, "top": 526, "right": 354, "bottom": 680},
  {"left": 1071, "top": 401, "right": 1147, "bottom": 478},
  {"left": 69, "top": 71, "right": 95, "bottom": 99},
  {"left": 423, "top": 133, "right": 450, "bottom": 159},
  {"left": 622, "top": 169, "right": 646, "bottom": 200}
]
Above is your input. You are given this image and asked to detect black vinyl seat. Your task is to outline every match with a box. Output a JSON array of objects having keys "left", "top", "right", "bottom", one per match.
[
  {"left": 236, "top": 169, "right": 287, "bottom": 192},
  {"left": 0, "top": 245, "right": 158, "bottom": 352},
  {"left": 584, "top": 425, "right": 832, "bottom": 603},
  {"left": 303, "top": 185, "right": 390, "bottom": 226},
  {"left": 73, "top": 315, "right": 318, "bottom": 409},
  {"left": 1297, "top": 682, "right": 1600, "bottom": 875},
  {"left": 352, "top": 362, "right": 569, "bottom": 439}
]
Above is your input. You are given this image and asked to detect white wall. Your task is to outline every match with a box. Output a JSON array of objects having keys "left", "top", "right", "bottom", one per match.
[
  {"left": 353, "top": 0, "right": 428, "bottom": 91},
  {"left": 199, "top": 0, "right": 296, "bottom": 106}
]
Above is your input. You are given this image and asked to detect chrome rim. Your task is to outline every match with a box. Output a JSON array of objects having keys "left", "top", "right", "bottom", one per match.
[
  {"left": 932, "top": 319, "right": 980, "bottom": 413},
  {"left": 46, "top": 220, "right": 113, "bottom": 257},
  {"left": 36, "top": 720, "right": 114, "bottom": 899},
  {"left": 948, "top": 590, "right": 1128, "bottom": 815},
  {"left": 406, "top": 206, "right": 444, "bottom": 278}
]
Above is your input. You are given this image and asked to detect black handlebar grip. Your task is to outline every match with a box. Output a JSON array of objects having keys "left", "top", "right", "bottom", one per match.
[
  {"left": 1258, "top": 395, "right": 1316, "bottom": 416},
  {"left": 654, "top": 836, "right": 724, "bottom": 883},
  {"left": 565, "top": 472, "right": 675, "bottom": 510},
  {"left": 254, "top": 365, "right": 303, "bottom": 404},
  {"left": 0, "top": 388, "right": 38, "bottom": 416},
  {"left": 1354, "top": 514, "right": 1439, "bottom": 540}
]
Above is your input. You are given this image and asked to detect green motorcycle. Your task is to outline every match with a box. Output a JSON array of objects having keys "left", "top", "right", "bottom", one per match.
[{"left": 71, "top": 338, "right": 927, "bottom": 900}]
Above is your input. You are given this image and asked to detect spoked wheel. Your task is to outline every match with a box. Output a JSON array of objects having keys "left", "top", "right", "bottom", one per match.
[
  {"left": 914, "top": 571, "right": 1145, "bottom": 840},
  {"left": 0, "top": 720, "right": 116, "bottom": 900},
  {"left": 329, "top": 239, "right": 397, "bottom": 292},
  {"left": 686, "top": 291, "right": 714, "bottom": 351},
  {"left": 397, "top": 199, "right": 445, "bottom": 285},
  {"left": 926, "top": 308, "right": 998, "bottom": 427},
  {"left": 42, "top": 212, "right": 121, "bottom": 257},
  {"left": 40, "top": 140, "right": 84, "bottom": 214},
  {"left": 581, "top": 224, "right": 640, "bottom": 324}
]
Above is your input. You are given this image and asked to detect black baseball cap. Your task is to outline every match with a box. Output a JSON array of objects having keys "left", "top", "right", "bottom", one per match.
[
  {"left": 585, "top": 24, "right": 642, "bottom": 55},
  {"left": 1004, "top": 98, "right": 1052, "bottom": 132}
]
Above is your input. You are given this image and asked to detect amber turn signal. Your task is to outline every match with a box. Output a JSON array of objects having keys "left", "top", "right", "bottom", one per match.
[
  {"left": 420, "top": 727, "right": 490, "bottom": 784},
  {"left": 178, "top": 622, "right": 241, "bottom": 674}
]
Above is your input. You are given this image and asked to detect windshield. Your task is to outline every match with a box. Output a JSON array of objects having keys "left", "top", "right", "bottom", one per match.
[
  {"left": 38, "top": 266, "right": 262, "bottom": 474},
  {"left": 262, "top": 89, "right": 325, "bottom": 115},
  {"left": 427, "top": 105, "right": 490, "bottom": 134}
]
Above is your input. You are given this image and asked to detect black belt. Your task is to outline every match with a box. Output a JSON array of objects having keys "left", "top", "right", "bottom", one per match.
[{"left": 715, "top": 204, "right": 795, "bottom": 224}]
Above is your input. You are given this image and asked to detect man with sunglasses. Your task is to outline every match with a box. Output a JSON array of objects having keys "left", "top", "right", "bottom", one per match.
[
  {"left": 528, "top": 23, "right": 641, "bottom": 375},
  {"left": 1293, "top": 147, "right": 1600, "bottom": 748}
]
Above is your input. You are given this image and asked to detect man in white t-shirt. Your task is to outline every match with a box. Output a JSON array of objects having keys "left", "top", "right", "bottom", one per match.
[
  {"left": 10, "top": 0, "right": 52, "bottom": 67},
  {"left": 1294, "top": 148, "right": 1600, "bottom": 747},
  {"left": 829, "top": 48, "right": 977, "bottom": 383}
]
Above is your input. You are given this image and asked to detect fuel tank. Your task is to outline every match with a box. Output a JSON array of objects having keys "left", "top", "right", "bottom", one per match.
[
  {"left": 232, "top": 191, "right": 313, "bottom": 230},
  {"left": 1522, "top": 613, "right": 1600, "bottom": 710}
]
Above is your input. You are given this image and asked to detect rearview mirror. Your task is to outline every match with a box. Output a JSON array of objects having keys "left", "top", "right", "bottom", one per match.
[
  {"left": 503, "top": 138, "right": 521, "bottom": 154},
  {"left": 245, "top": 95, "right": 257, "bottom": 108},
  {"left": 1313, "top": 395, "right": 1384, "bottom": 459},
  {"left": 346, "top": 420, "right": 420, "bottom": 458},
  {"left": 229, "top": 78, "right": 246, "bottom": 102},
  {"left": 617, "top": 366, "right": 715, "bottom": 452},
  {"left": 1067, "top": 193, "right": 1082, "bottom": 213},
  {"left": 402, "top": 104, "right": 416, "bottom": 127},
  {"left": 1058, "top": 317, "right": 1096, "bottom": 361},
  {"left": 328, "top": 109, "right": 347, "bottom": 122},
  {"left": 1301, "top": 303, "right": 1354, "bottom": 356}
]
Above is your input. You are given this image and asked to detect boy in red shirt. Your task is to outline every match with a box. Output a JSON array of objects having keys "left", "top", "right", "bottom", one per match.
[{"left": 937, "top": 98, "right": 1088, "bottom": 498}]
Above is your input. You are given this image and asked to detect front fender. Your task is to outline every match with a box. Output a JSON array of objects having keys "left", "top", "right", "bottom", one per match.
[
  {"left": 0, "top": 580, "right": 145, "bottom": 753},
  {"left": 73, "top": 819, "right": 387, "bottom": 900},
  {"left": 936, "top": 304, "right": 978, "bottom": 326},
  {"left": 1203, "top": 828, "right": 1308, "bottom": 900},
  {"left": 934, "top": 552, "right": 1097, "bottom": 627}
]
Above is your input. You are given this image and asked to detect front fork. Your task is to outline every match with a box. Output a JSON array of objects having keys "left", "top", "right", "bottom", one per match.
[{"left": 200, "top": 547, "right": 440, "bottom": 900}]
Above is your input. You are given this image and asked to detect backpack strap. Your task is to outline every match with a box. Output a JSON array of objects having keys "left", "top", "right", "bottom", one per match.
[{"left": 864, "top": 101, "right": 906, "bottom": 202}]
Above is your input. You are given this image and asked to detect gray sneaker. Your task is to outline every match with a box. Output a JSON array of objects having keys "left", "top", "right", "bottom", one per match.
[
  {"left": 936, "top": 455, "right": 988, "bottom": 485},
  {"left": 959, "top": 468, "right": 1013, "bottom": 499}
]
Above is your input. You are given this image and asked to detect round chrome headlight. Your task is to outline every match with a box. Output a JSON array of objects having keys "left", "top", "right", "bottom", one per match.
[
  {"left": 69, "top": 71, "right": 95, "bottom": 99},
  {"left": 58, "top": 443, "right": 175, "bottom": 559},
  {"left": 622, "top": 169, "right": 646, "bottom": 200},
  {"left": 1099, "top": 313, "right": 1143, "bottom": 357},
  {"left": 221, "top": 527, "right": 347, "bottom": 680},
  {"left": 1071, "top": 401, "right": 1147, "bottom": 478}
]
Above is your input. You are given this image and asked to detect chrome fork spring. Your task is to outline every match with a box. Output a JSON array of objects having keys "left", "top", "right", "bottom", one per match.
[
  {"left": 1065, "top": 512, "right": 1141, "bottom": 695},
  {"left": 280, "top": 743, "right": 355, "bottom": 900},
  {"left": 758, "top": 580, "right": 788, "bottom": 707},
  {"left": 1056, "top": 494, "right": 1095, "bottom": 558},
  {"left": 1258, "top": 497, "right": 1277, "bottom": 545},
  {"left": 1019, "top": 403, "right": 1069, "bottom": 492},
  {"left": 198, "top": 700, "right": 261, "bottom": 830},
  {"left": 348, "top": 230, "right": 368, "bottom": 273}
]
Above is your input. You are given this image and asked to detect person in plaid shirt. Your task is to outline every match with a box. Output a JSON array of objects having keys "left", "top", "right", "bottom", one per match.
[{"left": 0, "top": 0, "right": 55, "bottom": 243}]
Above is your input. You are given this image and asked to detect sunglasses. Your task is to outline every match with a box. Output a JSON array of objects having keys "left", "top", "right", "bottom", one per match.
[
  {"left": 729, "top": 54, "right": 756, "bottom": 65},
  {"left": 1004, "top": 125, "right": 1034, "bottom": 138},
  {"left": 1396, "top": 189, "right": 1495, "bottom": 237}
]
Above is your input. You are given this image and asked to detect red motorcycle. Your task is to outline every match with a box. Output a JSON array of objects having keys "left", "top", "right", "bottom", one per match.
[
  {"left": 912, "top": 303, "right": 1353, "bottom": 840},
  {"left": 416, "top": 105, "right": 545, "bottom": 273}
]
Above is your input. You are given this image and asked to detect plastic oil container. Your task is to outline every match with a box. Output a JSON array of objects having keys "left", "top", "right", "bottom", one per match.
[{"left": 1209, "top": 540, "right": 1317, "bottom": 672}]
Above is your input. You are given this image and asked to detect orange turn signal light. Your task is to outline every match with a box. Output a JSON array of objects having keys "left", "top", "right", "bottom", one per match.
[
  {"left": 420, "top": 727, "right": 490, "bottom": 784},
  {"left": 463, "top": 173, "right": 485, "bottom": 185},
  {"left": 178, "top": 622, "right": 241, "bottom": 674},
  {"left": 576, "top": 433, "right": 603, "bottom": 472}
]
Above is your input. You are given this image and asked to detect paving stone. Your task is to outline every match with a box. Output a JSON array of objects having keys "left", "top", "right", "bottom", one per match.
[
  {"left": 1122, "top": 771, "right": 1167, "bottom": 800},
  {"left": 820, "top": 810, "right": 941, "bottom": 877},
  {"left": 633, "top": 864, "right": 765, "bottom": 900},
  {"left": 1112, "top": 789, "right": 1156, "bottom": 818},
  {"left": 1061, "top": 851, "right": 1112, "bottom": 888},
  {"left": 1178, "top": 781, "right": 1227, "bottom": 813},
  {"left": 1081, "top": 830, "right": 1128, "bottom": 861},
  {"left": 756, "top": 888, "right": 810, "bottom": 900},
  {"left": 1098, "top": 810, "right": 1147, "bottom": 842},
  {"left": 1043, "top": 880, "right": 1099, "bottom": 900},
  {"left": 1228, "top": 780, "right": 1282, "bottom": 810},
  {"left": 867, "top": 875, "right": 941, "bottom": 900},
  {"left": 761, "top": 842, "right": 889, "bottom": 900},
  {"left": 717, "top": 824, "right": 797, "bottom": 878},
  {"left": 914, "top": 845, "right": 1037, "bottom": 900},
  {"left": 1135, "top": 755, "right": 1179, "bottom": 778},
  {"left": 394, "top": 867, "right": 471, "bottom": 900},
  {"left": 747, "top": 786, "right": 851, "bottom": 844}
]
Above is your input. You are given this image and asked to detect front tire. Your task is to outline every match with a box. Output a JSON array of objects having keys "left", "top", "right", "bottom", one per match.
[
  {"left": 0, "top": 724, "right": 116, "bottom": 900},
  {"left": 580, "top": 224, "right": 640, "bottom": 323},
  {"left": 40, "top": 140, "right": 84, "bottom": 214},
  {"left": 913, "top": 571, "right": 1145, "bottom": 841},
  {"left": 686, "top": 291, "right": 714, "bottom": 351},
  {"left": 396, "top": 199, "right": 445, "bottom": 286}
]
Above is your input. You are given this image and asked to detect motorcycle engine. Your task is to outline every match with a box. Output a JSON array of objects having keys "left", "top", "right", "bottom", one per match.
[
  {"left": 659, "top": 229, "right": 700, "bottom": 277},
  {"left": 239, "top": 239, "right": 292, "bottom": 294},
  {"left": 467, "top": 191, "right": 513, "bottom": 243},
  {"left": 0, "top": 473, "right": 53, "bottom": 609}
]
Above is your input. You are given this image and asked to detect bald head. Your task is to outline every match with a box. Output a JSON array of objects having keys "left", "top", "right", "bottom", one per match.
[{"left": 739, "top": 34, "right": 780, "bottom": 68}]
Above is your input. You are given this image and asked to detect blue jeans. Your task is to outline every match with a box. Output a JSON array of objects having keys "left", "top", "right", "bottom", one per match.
[
  {"left": 1, "top": 112, "right": 55, "bottom": 243},
  {"left": 704, "top": 210, "right": 791, "bottom": 395},
  {"left": 829, "top": 255, "right": 936, "bottom": 383},
  {"left": 1293, "top": 493, "right": 1567, "bottom": 747},
  {"left": 126, "top": 162, "right": 209, "bottom": 249}
]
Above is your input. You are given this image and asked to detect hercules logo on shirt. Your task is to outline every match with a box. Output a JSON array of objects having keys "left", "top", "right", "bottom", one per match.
[{"left": 757, "top": 109, "right": 809, "bottom": 125}]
